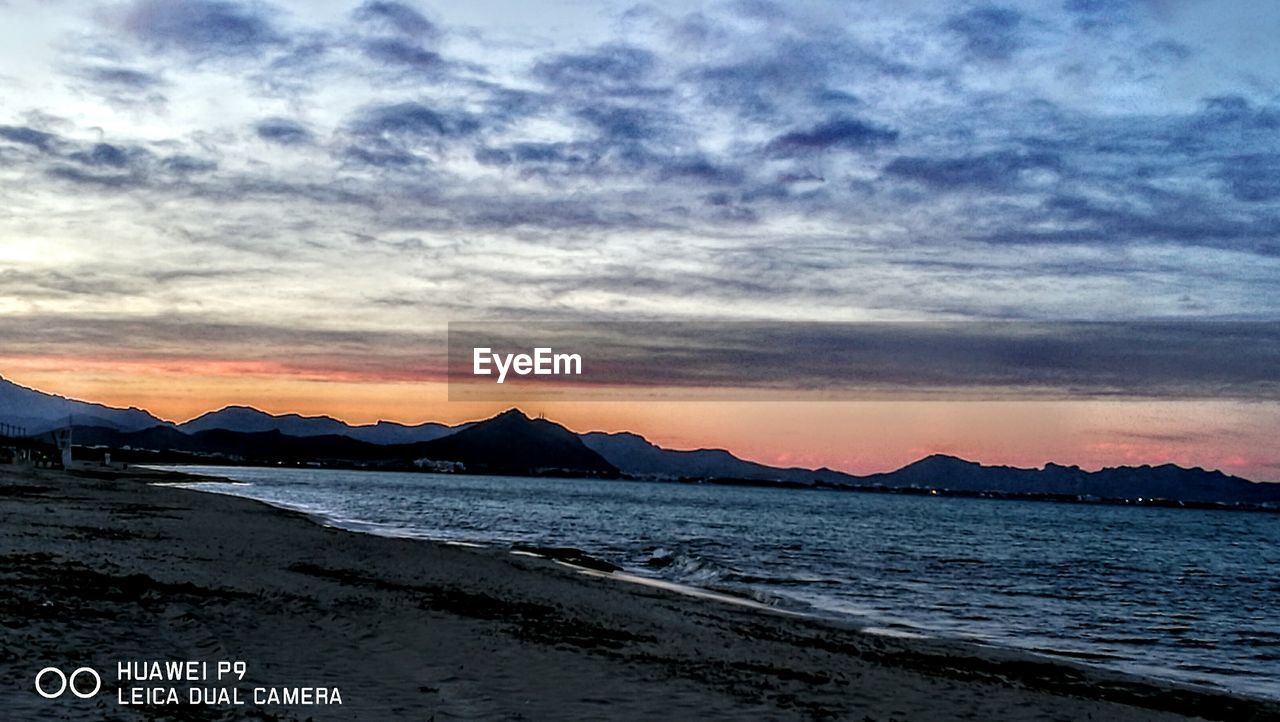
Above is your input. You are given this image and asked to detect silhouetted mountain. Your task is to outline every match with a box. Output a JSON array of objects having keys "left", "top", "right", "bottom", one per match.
[
  {"left": 410, "top": 409, "right": 615, "bottom": 476},
  {"left": 72, "top": 424, "right": 387, "bottom": 462},
  {"left": 180, "top": 405, "right": 458, "bottom": 444},
  {"left": 74, "top": 410, "right": 616, "bottom": 475},
  {"left": 345, "top": 420, "right": 463, "bottom": 445},
  {"left": 579, "top": 432, "right": 1280, "bottom": 505},
  {"left": 26, "top": 384, "right": 1276, "bottom": 506},
  {"left": 0, "top": 376, "right": 170, "bottom": 433},
  {"left": 69, "top": 425, "right": 194, "bottom": 452},
  {"left": 857, "top": 454, "right": 1280, "bottom": 505},
  {"left": 581, "top": 431, "right": 849, "bottom": 484}
]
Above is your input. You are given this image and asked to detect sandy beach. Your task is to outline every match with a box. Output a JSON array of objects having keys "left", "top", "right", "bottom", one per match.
[{"left": 1, "top": 465, "right": 1276, "bottom": 721}]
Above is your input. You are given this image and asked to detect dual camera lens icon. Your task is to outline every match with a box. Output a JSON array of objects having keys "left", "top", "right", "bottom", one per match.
[{"left": 35, "top": 667, "right": 101, "bottom": 699}]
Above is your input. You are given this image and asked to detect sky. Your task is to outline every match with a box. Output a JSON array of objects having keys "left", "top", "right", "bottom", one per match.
[{"left": 0, "top": 0, "right": 1278, "bottom": 478}]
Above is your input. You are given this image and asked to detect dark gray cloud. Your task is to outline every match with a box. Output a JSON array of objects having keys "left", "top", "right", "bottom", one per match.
[
  {"left": 1192, "top": 95, "right": 1280, "bottom": 133},
  {"left": 352, "top": 1, "right": 438, "bottom": 40},
  {"left": 533, "top": 44, "right": 658, "bottom": 95},
  {"left": 658, "top": 156, "right": 744, "bottom": 186},
  {"left": 0, "top": 125, "right": 58, "bottom": 152},
  {"left": 69, "top": 64, "right": 168, "bottom": 109},
  {"left": 340, "top": 101, "right": 482, "bottom": 167},
  {"left": 448, "top": 321, "right": 1280, "bottom": 400},
  {"left": 68, "top": 142, "right": 136, "bottom": 168},
  {"left": 689, "top": 35, "right": 905, "bottom": 121},
  {"left": 254, "top": 117, "right": 314, "bottom": 145},
  {"left": 0, "top": 312, "right": 447, "bottom": 382},
  {"left": 46, "top": 164, "right": 147, "bottom": 190},
  {"left": 120, "top": 0, "right": 284, "bottom": 60},
  {"left": 574, "top": 104, "right": 672, "bottom": 144},
  {"left": 462, "top": 198, "right": 652, "bottom": 231},
  {"left": 474, "top": 141, "right": 596, "bottom": 171},
  {"left": 360, "top": 37, "right": 444, "bottom": 72},
  {"left": 946, "top": 5, "right": 1026, "bottom": 61},
  {"left": 1215, "top": 155, "right": 1280, "bottom": 202},
  {"left": 69, "top": 64, "right": 168, "bottom": 108},
  {"left": 77, "top": 65, "right": 162, "bottom": 89},
  {"left": 0, "top": 122, "right": 226, "bottom": 193},
  {"left": 885, "top": 150, "right": 1061, "bottom": 190},
  {"left": 766, "top": 116, "right": 898, "bottom": 156},
  {"left": 348, "top": 102, "right": 481, "bottom": 139},
  {"left": 162, "top": 155, "right": 218, "bottom": 174},
  {"left": 970, "top": 189, "right": 1280, "bottom": 255}
]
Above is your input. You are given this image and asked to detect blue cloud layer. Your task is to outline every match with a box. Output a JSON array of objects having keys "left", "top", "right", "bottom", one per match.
[{"left": 0, "top": 0, "right": 1276, "bottom": 359}]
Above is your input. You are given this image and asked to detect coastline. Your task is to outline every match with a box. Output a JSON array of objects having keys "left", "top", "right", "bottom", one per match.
[{"left": 2, "top": 465, "right": 1276, "bottom": 720}]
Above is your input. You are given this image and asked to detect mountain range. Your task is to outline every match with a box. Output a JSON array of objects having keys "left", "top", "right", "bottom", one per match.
[
  {"left": 4, "top": 375, "right": 1278, "bottom": 506},
  {"left": 0, "top": 375, "right": 457, "bottom": 444},
  {"left": 0, "top": 374, "right": 167, "bottom": 434},
  {"left": 180, "top": 405, "right": 460, "bottom": 445}
]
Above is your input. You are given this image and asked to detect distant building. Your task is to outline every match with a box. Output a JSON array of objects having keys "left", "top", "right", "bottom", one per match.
[{"left": 414, "top": 458, "right": 465, "bottom": 473}]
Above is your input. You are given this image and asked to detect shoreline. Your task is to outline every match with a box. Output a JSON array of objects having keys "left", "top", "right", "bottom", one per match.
[
  {"left": 158, "top": 472, "right": 1255, "bottom": 689},
  {"left": 126, "top": 453, "right": 1280, "bottom": 515},
  {"left": 3, "top": 464, "right": 1277, "bottom": 720},
  {"left": 153, "top": 463, "right": 1280, "bottom": 699}
]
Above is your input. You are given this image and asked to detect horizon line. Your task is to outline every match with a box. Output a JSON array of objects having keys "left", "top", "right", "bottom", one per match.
[{"left": 3, "top": 373, "right": 1269, "bottom": 483}]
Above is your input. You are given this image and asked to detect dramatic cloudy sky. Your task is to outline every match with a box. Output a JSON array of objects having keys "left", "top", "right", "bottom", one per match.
[{"left": 1, "top": 0, "right": 1278, "bottom": 476}]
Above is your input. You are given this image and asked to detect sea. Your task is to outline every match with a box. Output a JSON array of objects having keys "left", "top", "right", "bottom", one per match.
[{"left": 155, "top": 465, "right": 1280, "bottom": 700}]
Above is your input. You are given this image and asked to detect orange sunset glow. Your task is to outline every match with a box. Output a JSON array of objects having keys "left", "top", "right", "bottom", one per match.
[{"left": 6, "top": 358, "right": 1278, "bottom": 481}]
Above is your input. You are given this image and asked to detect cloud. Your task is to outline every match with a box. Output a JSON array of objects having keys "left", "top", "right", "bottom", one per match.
[
  {"left": 533, "top": 44, "right": 658, "bottom": 94},
  {"left": 359, "top": 37, "right": 444, "bottom": 72},
  {"left": 766, "top": 116, "right": 898, "bottom": 156},
  {"left": 67, "top": 142, "right": 136, "bottom": 168},
  {"left": 658, "top": 156, "right": 744, "bottom": 186},
  {"left": 0, "top": 125, "right": 58, "bottom": 152},
  {"left": 2, "top": 0, "right": 1278, "bottom": 348},
  {"left": 447, "top": 321, "right": 1280, "bottom": 400},
  {"left": 574, "top": 105, "right": 672, "bottom": 144},
  {"left": 1215, "top": 155, "right": 1280, "bottom": 202},
  {"left": 46, "top": 164, "right": 147, "bottom": 190},
  {"left": 348, "top": 102, "right": 480, "bottom": 139},
  {"left": 0, "top": 269, "right": 140, "bottom": 298},
  {"left": 884, "top": 150, "right": 1060, "bottom": 190},
  {"left": 77, "top": 65, "right": 162, "bottom": 89},
  {"left": 1192, "top": 95, "right": 1280, "bottom": 130},
  {"left": 352, "top": 1, "right": 438, "bottom": 40},
  {"left": 254, "top": 117, "right": 314, "bottom": 145},
  {"left": 69, "top": 64, "right": 168, "bottom": 109},
  {"left": 1141, "top": 38, "right": 1193, "bottom": 64},
  {"left": 0, "top": 313, "right": 447, "bottom": 383},
  {"left": 162, "top": 155, "right": 218, "bottom": 174},
  {"left": 946, "top": 5, "right": 1025, "bottom": 61},
  {"left": 971, "top": 190, "right": 1280, "bottom": 254},
  {"left": 119, "top": 0, "right": 284, "bottom": 60},
  {"left": 689, "top": 35, "right": 902, "bottom": 121},
  {"left": 0, "top": 121, "right": 225, "bottom": 193},
  {"left": 340, "top": 101, "right": 482, "bottom": 167},
  {"left": 473, "top": 141, "right": 596, "bottom": 171}
]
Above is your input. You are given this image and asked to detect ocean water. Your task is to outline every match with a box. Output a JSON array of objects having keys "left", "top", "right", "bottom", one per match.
[{"left": 158, "top": 466, "right": 1280, "bottom": 700}]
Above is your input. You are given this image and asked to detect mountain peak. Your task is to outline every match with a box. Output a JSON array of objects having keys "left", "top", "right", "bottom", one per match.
[
  {"left": 913, "top": 453, "right": 979, "bottom": 467},
  {"left": 415, "top": 408, "right": 613, "bottom": 475}
]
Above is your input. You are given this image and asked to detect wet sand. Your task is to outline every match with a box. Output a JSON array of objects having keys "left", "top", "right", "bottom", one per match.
[{"left": 1, "top": 465, "right": 1276, "bottom": 721}]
